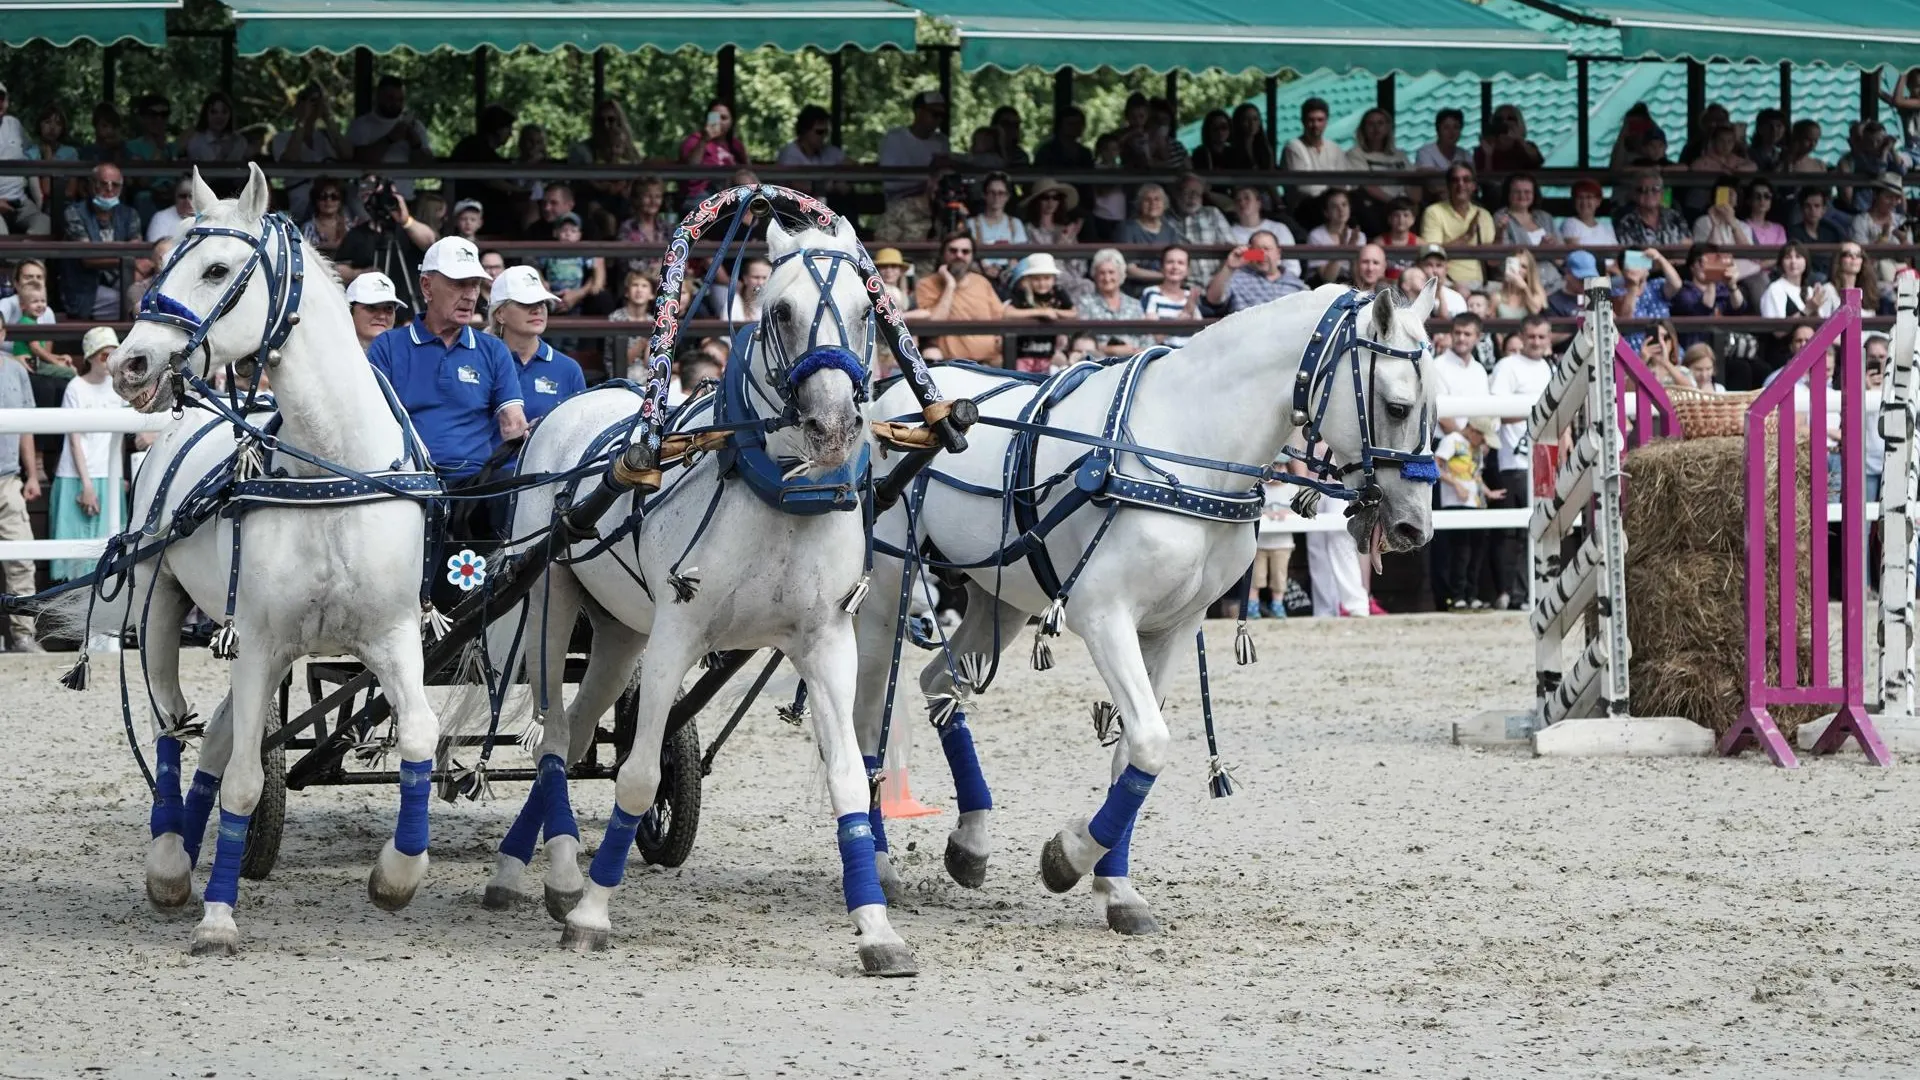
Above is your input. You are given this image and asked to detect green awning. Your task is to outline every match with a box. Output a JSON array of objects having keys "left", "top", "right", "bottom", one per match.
[
  {"left": 0, "top": 0, "right": 177, "bottom": 46},
  {"left": 1586, "top": 0, "right": 1920, "bottom": 68},
  {"left": 231, "top": 0, "right": 919, "bottom": 56},
  {"left": 920, "top": 0, "right": 1567, "bottom": 79}
]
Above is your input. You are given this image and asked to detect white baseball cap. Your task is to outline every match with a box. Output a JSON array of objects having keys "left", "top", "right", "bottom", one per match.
[
  {"left": 344, "top": 271, "right": 408, "bottom": 311},
  {"left": 419, "top": 236, "right": 490, "bottom": 281},
  {"left": 489, "top": 264, "right": 560, "bottom": 310}
]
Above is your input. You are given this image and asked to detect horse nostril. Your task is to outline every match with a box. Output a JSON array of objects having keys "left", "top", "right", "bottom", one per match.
[
  {"left": 1392, "top": 522, "right": 1425, "bottom": 548},
  {"left": 123, "top": 353, "right": 149, "bottom": 380},
  {"left": 803, "top": 418, "right": 827, "bottom": 438}
]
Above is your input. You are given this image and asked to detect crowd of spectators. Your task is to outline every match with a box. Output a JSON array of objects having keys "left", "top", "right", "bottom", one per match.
[{"left": 5, "top": 72, "right": 1920, "bottom": 631}]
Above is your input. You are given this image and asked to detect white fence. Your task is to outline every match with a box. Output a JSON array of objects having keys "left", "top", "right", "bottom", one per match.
[{"left": 0, "top": 409, "right": 171, "bottom": 562}]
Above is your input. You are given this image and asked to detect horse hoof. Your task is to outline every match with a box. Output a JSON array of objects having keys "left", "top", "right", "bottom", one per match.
[
  {"left": 944, "top": 838, "right": 989, "bottom": 889},
  {"left": 1106, "top": 905, "right": 1161, "bottom": 936},
  {"left": 543, "top": 884, "right": 583, "bottom": 924},
  {"left": 189, "top": 928, "right": 239, "bottom": 957},
  {"left": 367, "top": 867, "right": 420, "bottom": 912},
  {"left": 146, "top": 872, "right": 193, "bottom": 910},
  {"left": 858, "top": 942, "right": 919, "bottom": 977},
  {"left": 480, "top": 884, "right": 520, "bottom": 912},
  {"left": 559, "top": 922, "right": 609, "bottom": 953},
  {"left": 1039, "top": 834, "right": 1083, "bottom": 895}
]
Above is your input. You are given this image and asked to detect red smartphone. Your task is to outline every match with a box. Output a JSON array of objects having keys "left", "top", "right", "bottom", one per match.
[{"left": 1242, "top": 248, "right": 1268, "bottom": 268}]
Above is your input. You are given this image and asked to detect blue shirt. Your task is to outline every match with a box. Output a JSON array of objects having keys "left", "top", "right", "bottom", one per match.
[
  {"left": 514, "top": 340, "right": 587, "bottom": 426},
  {"left": 367, "top": 318, "right": 523, "bottom": 478}
]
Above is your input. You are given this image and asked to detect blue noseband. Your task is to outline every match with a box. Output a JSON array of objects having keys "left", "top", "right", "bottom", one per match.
[{"left": 787, "top": 346, "right": 870, "bottom": 402}]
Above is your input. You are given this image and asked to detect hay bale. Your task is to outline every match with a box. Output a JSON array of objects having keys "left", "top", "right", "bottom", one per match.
[{"left": 1622, "top": 436, "right": 1749, "bottom": 562}]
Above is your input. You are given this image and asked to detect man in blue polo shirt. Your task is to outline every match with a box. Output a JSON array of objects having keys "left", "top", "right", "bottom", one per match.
[
  {"left": 487, "top": 265, "right": 586, "bottom": 426},
  {"left": 366, "top": 235, "right": 527, "bottom": 480}
]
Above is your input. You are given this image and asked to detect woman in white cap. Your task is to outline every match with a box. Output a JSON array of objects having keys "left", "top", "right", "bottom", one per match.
[
  {"left": 345, "top": 271, "right": 409, "bottom": 352},
  {"left": 489, "top": 265, "right": 586, "bottom": 428},
  {"left": 1006, "top": 253, "right": 1072, "bottom": 373},
  {"left": 50, "top": 326, "right": 131, "bottom": 592}
]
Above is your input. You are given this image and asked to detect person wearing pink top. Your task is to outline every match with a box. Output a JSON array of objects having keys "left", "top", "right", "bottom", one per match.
[{"left": 678, "top": 99, "right": 749, "bottom": 206}]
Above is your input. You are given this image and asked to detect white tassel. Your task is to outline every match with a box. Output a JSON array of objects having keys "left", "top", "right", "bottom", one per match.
[
  {"left": 233, "top": 438, "right": 265, "bottom": 482},
  {"left": 840, "top": 575, "right": 870, "bottom": 615},
  {"left": 1040, "top": 597, "right": 1066, "bottom": 637},
  {"left": 926, "top": 693, "right": 960, "bottom": 729},
  {"left": 421, "top": 602, "right": 454, "bottom": 641},
  {"left": 1234, "top": 620, "right": 1257, "bottom": 666},
  {"left": 1029, "top": 632, "right": 1054, "bottom": 672},
  {"left": 450, "top": 759, "right": 493, "bottom": 803},
  {"left": 1207, "top": 757, "right": 1240, "bottom": 799},
  {"left": 208, "top": 620, "right": 239, "bottom": 661},
  {"left": 1091, "top": 701, "right": 1122, "bottom": 746},
  {"left": 780, "top": 458, "right": 815, "bottom": 481},
  {"left": 350, "top": 724, "right": 395, "bottom": 768},
  {"left": 955, "top": 652, "right": 990, "bottom": 694},
  {"left": 158, "top": 711, "right": 206, "bottom": 742},
  {"left": 517, "top": 714, "right": 546, "bottom": 753}
]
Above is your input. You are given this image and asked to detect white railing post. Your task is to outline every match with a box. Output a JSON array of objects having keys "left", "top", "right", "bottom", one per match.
[{"left": 1873, "top": 277, "right": 1920, "bottom": 742}]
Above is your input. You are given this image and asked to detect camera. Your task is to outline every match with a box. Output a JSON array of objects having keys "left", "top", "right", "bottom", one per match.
[
  {"left": 362, "top": 175, "right": 401, "bottom": 225},
  {"left": 934, "top": 173, "right": 972, "bottom": 236}
]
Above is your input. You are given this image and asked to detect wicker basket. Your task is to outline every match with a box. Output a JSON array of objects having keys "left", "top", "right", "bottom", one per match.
[{"left": 1665, "top": 387, "right": 1763, "bottom": 440}]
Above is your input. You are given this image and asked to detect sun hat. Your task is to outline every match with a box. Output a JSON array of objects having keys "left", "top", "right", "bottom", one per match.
[
  {"left": 871, "top": 247, "right": 910, "bottom": 269},
  {"left": 489, "top": 264, "right": 561, "bottom": 310},
  {"left": 81, "top": 326, "right": 119, "bottom": 359},
  {"left": 1022, "top": 177, "right": 1080, "bottom": 214},
  {"left": 1010, "top": 253, "right": 1062, "bottom": 283},
  {"left": 419, "top": 236, "right": 490, "bottom": 281},
  {"left": 1875, "top": 171, "right": 1906, "bottom": 195},
  {"left": 344, "top": 271, "right": 408, "bottom": 311}
]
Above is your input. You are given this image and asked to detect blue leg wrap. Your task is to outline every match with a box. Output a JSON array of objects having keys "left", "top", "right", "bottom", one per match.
[
  {"left": 394, "top": 758, "right": 432, "bottom": 857},
  {"left": 149, "top": 737, "right": 184, "bottom": 839},
  {"left": 204, "top": 808, "right": 249, "bottom": 907},
  {"left": 938, "top": 713, "right": 993, "bottom": 814},
  {"left": 589, "top": 804, "right": 643, "bottom": 889},
  {"left": 862, "top": 755, "right": 889, "bottom": 855},
  {"left": 1087, "top": 765, "right": 1155, "bottom": 851},
  {"left": 837, "top": 812, "right": 887, "bottom": 911},
  {"left": 498, "top": 772, "right": 546, "bottom": 865},
  {"left": 539, "top": 754, "right": 579, "bottom": 841},
  {"left": 1094, "top": 817, "right": 1134, "bottom": 878},
  {"left": 181, "top": 770, "right": 221, "bottom": 868}
]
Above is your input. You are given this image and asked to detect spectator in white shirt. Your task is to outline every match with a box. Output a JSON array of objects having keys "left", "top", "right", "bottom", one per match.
[
  {"left": 776, "top": 105, "right": 847, "bottom": 168},
  {"left": 1436, "top": 311, "right": 1492, "bottom": 433},
  {"left": 1282, "top": 97, "right": 1349, "bottom": 211},
  {"left": 1415, "top": 108, "right": 1473, "bottom": 171},
  {"left": 1558, "top": 178, "right": 1618, "bottom": 247},
  {"left": 1487, "top": 315, "right": 1556, "bottom": 607},
  {"left": 0, "top": 80, "right": 50, "bottom": 236},
  {"left": 144, "top": 175, "right": 194, "bottom": 243},
  {"left": 347, "top": 75, "right": 434, "bottom": 198},
  {"left": 878, "top": 90, "right": 949, "bottom": 205}
]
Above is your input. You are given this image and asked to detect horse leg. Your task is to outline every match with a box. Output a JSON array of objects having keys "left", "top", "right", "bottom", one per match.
[
  {"left": 189, "top": 643, "right": 292, "bottom": 956},
  {"left": 141, "top": 574, "right": 200, "bottom": 908},
  {"left": 923, "top": 582, "right": 1023, "bottom": 890},
  {"left": 1037, "top": 607, "right": 1170, "bottom": 913},
  {"left": 483, "top": 565, "right": 580, "bottom": 915},
  {"left": 852, "top": 555, "right": 907, "bottom": 902},
  {"left": 560, "top": 629, "right": 700, "bottom": 952},
  {"left": 1088, "top": 624, "right": 1190, "bottom": 936},
  {"left": 363, "top": 625, "right": 440, "bottom": 912},
  {"left": 799, "top": 622, "right": 916, "bottom": 976},
  {"left": 540, "top": 605, "right": 646, "bottom": 922}
]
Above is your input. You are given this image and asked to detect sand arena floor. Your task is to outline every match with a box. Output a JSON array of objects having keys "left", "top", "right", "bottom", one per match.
[{"left": 0, "top": 613, "right": 1916, "bottom": 1078}]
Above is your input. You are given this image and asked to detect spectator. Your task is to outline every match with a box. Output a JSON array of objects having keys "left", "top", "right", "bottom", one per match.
[
  {"left": 1225, "top": 184, "right": 1301, "bottom": 278},
  {"left": 480, "top": 249, "right": 506, "bottom": 280},
  {"left": 1412, "top": 245, "right": 1471, "bottom": 320},
  {"left": 143, "top": 174, "right": 194, "bottom": 243},
  {"left": 0, "top": 326, "right": 42, "bottom": 650},
  {"left": 1106, "top": 92, "right": 1152, "bottom": 167},
  {"left": 6, "top": 280, "right": 65, "bottom": 372},
  {"left": 615, "top": 175, "right": 671, "bottom": 282},
  {"left": 0, "top": 81, "right": 46, "bottom": 237},
  {"left": 1418, "top": 162, "right": 1494, "bottom": 287},
  {"left": 1436, "top": 312, "right": 1491, "bottom": 435},
  {"left": 348, "top": 75, "right": 434, "bottom": 198},
  {"left": 300, "top": 175, "right": 359, "bottom": 254},
  {"left": 1682, "top": 342, "right": 1724, "bottom": 392},
  {"left": 1612, "top": 169, "right": 1690, "bottom": 248},
  {"left": 571, "top": 99, "right": 641, "bottom": 232},
  {"left": 1693, "top": 173, "right": 1759, "bottom": 278},
  {"left": 963, "top": 125, "right": 1008, "bottom": 171},
  {"left": 1086, "top": 134, "right": 1129, "bottom": 241},
  {"left": 123, "top": 235, "right": 174, "bottom": 318},
  {"left": 1613, "top": 245, "right": 1681, "bottom": 345},
  {"left": 1140, "top": 245, "right": 1200, "bottom": 346},
  {"left": 1671, "top": 242, "right": 1747, "bottom": 347},
  {"left": 124, "top": 92, "right": 173, "bottom": 165},
  {"left": 524, "top": 181, "right": 580, "bottom": 242},
  {"left": 1228, "top": 102, "right": 1276, "bottom": 171},
  {"left": 510, "top": 123, "right": 554, "bottom": 227},
  {"left": 1557, "top": 178, "right": 1616, "bottom": 247},
  {"left": 678, "top": 99, "right": 749, "bottom": 208},
  {"left": 22, "top": 103, "right": 79, "bottom": 228},
  {"left": 335, "top": 175, "right": 436, "bottom": 309},
  {"left": 1492, "top": 249, "right": 1546, "bottom": 319},
  {"left": 1305, "top": 189, "right": 1365, "bottom": 281},
  {"left": 1432, "top": 415, "right": 1499, "bottom": 611},
  {"left": 489, "top": 265, "right": 586, "bottom": 429},
  {"left": 1743, "top": 178, "right": 1787, "bottom": 248},
  {"left": 1169, "top": 172, "right": 1231, "bottom": 285},
  {"left": 1839, "top": 123, "right": 1909, "bottom": 215},
  {"left": 875, "top": 165, "right": 948, "bottom": 273},
  {"left": 913, "top": 232, "right": 1051, "bottom": 363},
  {"left": 59, "top": 162, "right": 140, "bottom": 319},
  {"left": 870, "top": 247, "right": 913, "bottom": 315},
  {"left": 539, "top": 213, "right": 606, "bottom": 319},
  {"left": 1189, "top": 109, "right": 1235, "bottom": 173},
  {"left": 1350, "top": 243, "right": 1388, "bottom": 294},
  {"left": 444, "top": 198, "right": 484, "bottom": 243},
  {"left": 1346, "top": 107, "right": 1410, "bottom": 232},
  {"left": 1021, "top": 178, "right": 1084, "bottom": 291},
  {"left": 1831, "top": 241, "right": 1889, "bottom": 315},
  {"left": 1779, "top": 119, "right": 1827, "bottom": 173},
  {"left": 707, "top": 255, "right": 770, "bottom": 322},
  {"left": 879, "top": 91, "right": 949, "bottom": 207},
  {"left": 445, "top": 103, "right": 520, "bottom": 231},
  {"left": 606, "top": 270, "right": 656, "bottom": 378},
  {"left": 1117, "top": 182, "right": 1183, "bottom": 287},
  {"left": 1852, "top": 173, "right": 1911, "bottom": 248},
  {"left": 1247, "top": 470, "right": 1295, "bottom": 619},
  {"left": 48, "top": 326, "right": 129, "bottom": 584},
  {"left": 1475, "top": 105, "right": 1544, "bottom": 174},
  {"left": 1546, "top": 250, "right": 1599, "bottom": 317},
  {"left": 1692, "top": 122, "right": 1754, "bottom": 177},
  {"left": 1033, "top": 105, "right": 1093, "bottom": 172},
  {"left": 1076, "top": 248, "right": 1148, "bottom": 356},
  {"left": 1639, "top": 320, "right": 1682, "bottom": 384},
  {"left": 1492, "top": 172, "right": 1557, "bottom": 248},
  {"left": 777, "top": 104, "right": 846, "bottom": 170},
  {"left": 1488, "top": 315, "right": 1555, "bottom": 607},
  {"left": 966, "top": 170, "right": 1029, "bottom": 285},
  {"left": 0, "top": 258, "right": 48, "bottom": 323},
  {"left": 182, "top": 91, "right": 248, "bottom": 164},
  {"left": 1205, "top": 231, "right": 1308, "bottom": 314},
  {"left": 1787, "top": 184, "right": 1847, "bottom": 269},
  {"left": 1280, "top": 97, "right": 1346, "bottom": 211},
  {"left": 1007, "top": 253, "right": 1072, "bottom": 372},
  {"left": 1376, "top": 198, "right": 1421, "bottom": 267},
  {"left": 81, "top": 101, "right": 131, "bottom": 169},
  {"left": 346, "top": 271, "right": 407, "bottom": 352},
  {"left": 1415, "top": 107, "right": 1471, "bottom": 171},
  {"left": 1144, "top": 97, "right": 1189, "bottom": 171}
]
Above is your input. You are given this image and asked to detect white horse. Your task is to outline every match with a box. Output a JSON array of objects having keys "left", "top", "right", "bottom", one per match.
[
  {"left": 78, "top": 164, "right": 440, "bottom": 954},
  {"left": 478, "top": 212, "right": 918, "bottom": 974},
  {"left": 853, "top": 281, "right": 1441, "bottom": 933}
]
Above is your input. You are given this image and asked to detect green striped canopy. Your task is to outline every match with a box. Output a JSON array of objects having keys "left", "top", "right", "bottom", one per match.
[
  {"left": 0, "top": 0, "right": 176, "bottom": 46},
  {"left": 1586, "top": 0, "right": 1920, "bottom": 68}
]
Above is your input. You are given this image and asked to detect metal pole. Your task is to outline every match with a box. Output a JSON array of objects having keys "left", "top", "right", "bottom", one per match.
[
  {"left": 1479, "top": 80, "right": 1493, "bottom": 132},
  {"left": 1576, "top": 58, "right": 1590, "bottom": 168},
  {"left": 1685, "top": 60, "right": 1705, "bottom": 150},
  {"left": 1780, "top": 60, "right": 1792, "bottom": 125},
  {"left": 1881, "top": 276, "right": 1919, "bottom": 718},
  {"left": 830, "top": 49, "right": 846, "bottom": 146},
  {"left": 1053, "top": 68, "right": 1073, "bottom": 133},
  {"left": 220, "top": 28, "right": 234, "bottom": 98},
  {"left": 1864, "top": 67, "right": 1882, "bottom": 125},
  {"left": 937, "top": 46, "right": 952, "bottom": 111},
  {"left": 473, "top": 46, "right": 489, "bottom": 130},
  {"left": 1375, "top": 74, "right": 1394, "bottom": 118},
  {"left": 1165, "top": 70, "right": 1179, "bottom": 119},
  {"left": 717, "top": 44, "right": 736, "bottom": 104},
  {"left": 353, "top": 48, "right": 374, "bottom": 117},
  {"left": 593, "top": 48, "right": 607, "bottom": 105},
  {"left": 1264, "top": 75, "right": 1278, "bottom": 154},
  {"left": 102, "top": 45, "right": 117, "bottom": 105}
]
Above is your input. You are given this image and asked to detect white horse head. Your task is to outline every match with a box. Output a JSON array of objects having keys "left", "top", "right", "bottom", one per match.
[
  {"left": 756, "top": 214, "right": 872, "bottom": 471},
  {"left": 1326, "top": 279, "right": 1440, "bottom": 553},
  {"left": 112, "top": 163, "right": 307, "bottom": 412}
]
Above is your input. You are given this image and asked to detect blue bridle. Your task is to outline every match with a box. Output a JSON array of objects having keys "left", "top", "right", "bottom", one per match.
[
  {"left": 1285, "top": 290, "right": 1441, "bottom": 506},
  {"left": 136, "top": 209, "right": 306, "bottom": 405},
  {"left": 752, "top": 246, "right": 874, "bottom": 412}
]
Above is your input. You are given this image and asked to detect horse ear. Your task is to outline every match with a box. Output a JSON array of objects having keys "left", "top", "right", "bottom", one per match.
[
  {"left": 833, "top": 214, "right": 858, "bottom": 244},
  {"left": 189, "top": 168, "right": 219, "bottom": 215},
  {"left": 236, "top": 162, "right": 270, "bottom": 221},
  {"left": 1409, "top": 275, "right": 1440, "bottom": 327},
  {"left": 765, "top": 217, "right": 795, "bottom": 258},
  {"left": 1371, "top": 289, "right": 1398, "bottom": 336}
]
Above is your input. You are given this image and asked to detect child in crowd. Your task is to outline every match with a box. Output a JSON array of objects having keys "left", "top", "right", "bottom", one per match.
[
  {"left": 9, "top": 284, "right": 72, "bottom": 375},
  {"left": 1433, "top": 417, "right": 1503, "bottom": 610},
  {"left": 50, "top": 329, "right": 131, "bottom": 607},
  {"left": 1247, "top": 467, "right": 1294, "bottom": 619}
]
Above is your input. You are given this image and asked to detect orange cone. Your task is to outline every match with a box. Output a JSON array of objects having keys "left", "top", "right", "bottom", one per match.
[{"left": 879, "top": 765, "right": 942, "bottom": 818}]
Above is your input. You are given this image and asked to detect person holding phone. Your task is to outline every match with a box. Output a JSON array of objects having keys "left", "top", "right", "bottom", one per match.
[
  {"left": 1613, "top": 246, "right": 1682, "bottom": 350},
  {"left": 1693, "top": 173, "right": 1759, "bottom": 279},
  {"left": 1670, "top": 242, "right": 1746, "bottom": 348},
  {"left": 678, "top": 99, "right": 748, "bottom": 205},
  {"left": 1205, "top": 230, "right": 1308, "bottom": 314}
]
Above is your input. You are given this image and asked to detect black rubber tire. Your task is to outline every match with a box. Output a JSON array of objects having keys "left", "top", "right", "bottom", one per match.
[
  {"left": 636, "top": 719, "right": 702, "bottom": 868},
  {"left": 241, "top": 728, "right": 287, "bottom": 881}
]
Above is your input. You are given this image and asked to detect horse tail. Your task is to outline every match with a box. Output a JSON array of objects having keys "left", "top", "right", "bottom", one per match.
[
  {"left": 436, "top": 601, "right": 542, "bottom": 746},
  {"left": 34, "top": 577, "right": 148, "bottom": 647}
]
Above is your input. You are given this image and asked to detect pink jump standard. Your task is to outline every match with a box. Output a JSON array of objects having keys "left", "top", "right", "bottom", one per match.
[{"left": 1721, "top": 287, "right": 1889, "bottom": 768}]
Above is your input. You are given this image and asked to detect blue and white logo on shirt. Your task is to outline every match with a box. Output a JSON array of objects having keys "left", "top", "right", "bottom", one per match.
[
  {"left": 533, "top": 375, "right": 559, "bottom": 395},
  {"left": 456, "top": 365, "right": 480, "bottom": 384}
]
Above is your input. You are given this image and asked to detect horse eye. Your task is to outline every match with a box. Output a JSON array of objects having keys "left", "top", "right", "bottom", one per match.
[
  {"left": 1386, "top": 403, "right": 1412, "bottom": 422},
  {"left": 204, "top": 263, "right": 230, "bottom": 282},
  {"left": 774, "top": 302, "right": 793, "bottom": 324}
]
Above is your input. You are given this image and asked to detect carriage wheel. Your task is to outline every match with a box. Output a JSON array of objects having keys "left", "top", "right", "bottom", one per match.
[
  {"left": 241, "top": 714, "right": 287, "bottom": 881},
  {"left": 636, "top": 719, "right": 702, "bottom": 868}
]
